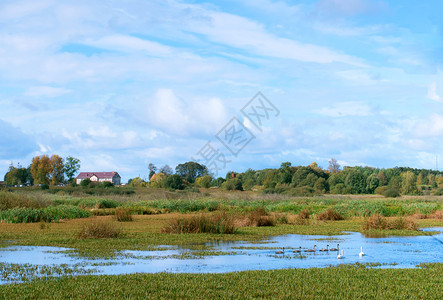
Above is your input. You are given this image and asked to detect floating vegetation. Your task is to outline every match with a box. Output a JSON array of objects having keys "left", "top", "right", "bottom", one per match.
[{"left": 0, "top": 262, "right": 96, "bottom": 283}]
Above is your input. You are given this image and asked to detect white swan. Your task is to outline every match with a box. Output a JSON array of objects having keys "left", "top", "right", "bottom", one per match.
[
  {"left": 337, "top": 250, "right": 344, "bottom": 259},
  {"left": 359, "top": 247, "right": 364, "bottom": 257}
]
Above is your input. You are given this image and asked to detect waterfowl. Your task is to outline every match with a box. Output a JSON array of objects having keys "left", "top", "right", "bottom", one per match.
[
  {"left": 329, "top": 244, "right": 339, "bottom": 251},
  {"left": 337, "top": 250, "right": 344, "bottom": 259},
  {"left": 319, "top": 245, "right": 329, "bottom": 252},
  {"left": 275, "top": 247, "right": 285, "bottom": 254},
  {"left": 305, "top": 245, "right": 316, "bottom": 252},
  {"left": 293, "top": 246, "right": 302, "bottom": 253},
  {"left": 359, "top": 247, "right": 364, "bottom": 257}
]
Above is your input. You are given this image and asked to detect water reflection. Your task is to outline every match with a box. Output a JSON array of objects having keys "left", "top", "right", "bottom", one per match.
[{"left": 0, "top": 228, "right": 441, "bottom": 283}]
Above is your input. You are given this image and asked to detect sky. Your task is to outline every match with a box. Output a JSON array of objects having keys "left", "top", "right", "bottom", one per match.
[{"left": 1, "top": 0, "right": 443, "bottom": 183}]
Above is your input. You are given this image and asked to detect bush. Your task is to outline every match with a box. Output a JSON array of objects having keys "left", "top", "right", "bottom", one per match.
[
  {"left": 384, "top": 188, "right": 400, "bottom": 198},
  {"left": 102, "top": 182, "right": 114, "bottom": 188},
  {"left": 162, "top": 212, "right": 236, "bottom": 234},
  {"left": 374, "top": 186, "right": 388, "bottom": 195},
  {"left": 41, "top": 184, "right": 49, "bottom": 190},
  {"left": 222, "top": 179, "right": 243, "bottom": 191},
  {"left": 317, "top": 208, "right": 344, "bottom": 221},
  {"left": 114, "top": 208, "right": 133, "bottom": 222},
  {"left": 433, "top": 188, "right": 443, "bottom": 196},
  {"left": 80, "top": 178, "right": 91, "bottom": 187},
  {"left": 78, "top": 219, "right": 121, "bottom": 238}
]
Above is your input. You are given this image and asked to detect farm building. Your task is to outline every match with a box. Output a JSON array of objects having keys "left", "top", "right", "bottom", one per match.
[{"left": 76, "top": 172, "right": 121, "bottom": 185}]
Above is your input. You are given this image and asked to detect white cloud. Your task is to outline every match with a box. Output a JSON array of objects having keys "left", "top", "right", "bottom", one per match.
[
  {"left": 428, "top": 82, "right": 442, "bottom": 102},
  {"left": 84, "top": 35, "right": 173, "bottom": 56},
  {"left": 25, "top": 86, "right": 71, "bottom": 97},
  {"left": 315, "top": 101, "right": 373, "bottom": 117},
  {"left": 181, "top": 5, "right": 366, "bottom": 66}
]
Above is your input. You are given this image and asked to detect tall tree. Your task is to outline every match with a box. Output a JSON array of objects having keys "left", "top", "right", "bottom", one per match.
[
  {"left": 50, "top": 155, "right": 64, "bottom": 185},
  {"left": 328, "top": 158, "right": 341, "bottom": 174},
  {"left": 31, "top": 155, "right": 51, "bottom": 184},
  {"left": 159, "top": 164, "right": 173, "bottom": 176},
  {"left": 175, "top": 161, "right": 208, "bottom": 183},
  {"left": 64, "top": 156, "right": 80, "bottom": 182}
]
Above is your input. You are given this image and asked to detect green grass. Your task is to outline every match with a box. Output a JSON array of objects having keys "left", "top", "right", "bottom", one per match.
[{"left": 1, "top": 264, "right": 442, "bottom": 299}]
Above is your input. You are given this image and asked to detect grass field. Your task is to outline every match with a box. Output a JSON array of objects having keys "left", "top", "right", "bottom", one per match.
[
  {"left": 0, "top": 188, "right": 442, "bottom": 298},
  {"left": 1, "top": 264, "right": 442, "bottom": 299}
]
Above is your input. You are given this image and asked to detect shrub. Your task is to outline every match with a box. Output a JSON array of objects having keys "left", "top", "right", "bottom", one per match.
[
  {"left": 433, "top": 188, "right": 443, "bottom": 196},
  {"left": 80, "top": 179, "right": 91, "bottom": 187},
  {"left": 114, "top": 208, "right": 133, "bottom": 222},
  {"left": 162, "top": 212, "right": 236, "bottom": 234},
  {"left": 317, "top": 208, "right": 344, "bottom": 221},
  {"left": 384, "top": 188, "right": 400, "bottom": 198},
  {"left": 102, "top": 182, "right": 114, "bottom": 188},
  {"left": 78, "top": 219, "right": 121, "bottom": 238},
  {"left": 374, "top": 186, "right": 388, "bottom": 195}
]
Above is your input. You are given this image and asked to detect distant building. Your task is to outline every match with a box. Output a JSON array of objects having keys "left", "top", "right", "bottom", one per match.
[{"left": 76, "top": 172, "right": 121, "bottom": 185}]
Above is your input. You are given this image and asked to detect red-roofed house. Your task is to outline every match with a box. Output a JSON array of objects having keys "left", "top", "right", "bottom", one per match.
[{"left": 76, "top": 172, "right": 121, "bottom": 185}]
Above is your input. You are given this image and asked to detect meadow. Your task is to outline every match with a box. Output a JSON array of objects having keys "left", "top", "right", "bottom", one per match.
[{"left": 0, "top": 187, "right": 442, "bottom": 298}]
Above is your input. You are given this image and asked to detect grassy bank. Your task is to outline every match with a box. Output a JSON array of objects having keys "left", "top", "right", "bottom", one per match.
[{"left": 1, "top": 264, "right": 442, "bottom": 299}]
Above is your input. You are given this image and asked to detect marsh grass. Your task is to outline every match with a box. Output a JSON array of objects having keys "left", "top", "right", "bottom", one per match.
[
  {"left": 362, "top": 214, "right": 418, "bottom": 230},
  {"left": 114, "top": 208, "right": 133, "bottom": 222},
  {"left": 162, "top": 212, "right": 237, "bottom": 234},
  {"left": 77, "top": 219, "right": 121, "bottom": 238},
  {"left": 317, "top": 208, "right": 345, "bottom": 221}
]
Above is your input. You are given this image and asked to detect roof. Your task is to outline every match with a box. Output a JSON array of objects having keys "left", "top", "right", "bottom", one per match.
[{"left": 76, "top": 172, "right": 120, "bottom": 179}]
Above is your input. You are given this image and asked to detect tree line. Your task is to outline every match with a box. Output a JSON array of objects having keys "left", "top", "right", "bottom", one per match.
[
  {"left": 3, "top": 155, "right": 80, "bottom": 186},
  {"left": 131, "top": 159, "right": 443, "bottom": 196}
]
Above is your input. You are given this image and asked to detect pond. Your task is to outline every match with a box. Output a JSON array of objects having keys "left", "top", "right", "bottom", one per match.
[{"left": 1, "top": 228, "right": 442, "bottom": 284}]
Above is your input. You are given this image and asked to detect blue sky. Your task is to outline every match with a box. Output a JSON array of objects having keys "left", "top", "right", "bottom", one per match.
[{"left": 1, "top": 0, "right": 443, "bottom": 182}]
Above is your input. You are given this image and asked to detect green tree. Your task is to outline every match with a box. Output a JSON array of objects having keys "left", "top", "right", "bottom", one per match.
[
  {"left": 314, "top": 177, "right": 327, "bottom": 193},
  {"left": 195, "top": 175, "right": 212, "bottom": 188},
  {"left": 64, "top": 157, "right": 80, "bottom": 183},
  {"left": 175, "top": 162, "right": 208, "bottom": 183},
  {"left": 366, "top": 174, "right": 380, "bottom": 194},
  {"left": 344, "top": 169, "right": 365, "bottom": 194},
  {"left": 159, "top": 165, "right": 173, "bottom": 176},
  {"left": 164, "top": 174, "right": 185, "bottom": 190},
  {"left": 402, "top": 171, "right": 417, "bottom": 194}
]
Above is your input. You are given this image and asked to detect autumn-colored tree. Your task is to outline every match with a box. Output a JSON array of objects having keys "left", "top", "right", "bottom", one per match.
[
  {"left": 30, "top": 155, "right": 64, "bottom": 185},
  {"left": 50, "top": 155, "right": 65, "bottom": 185}
]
